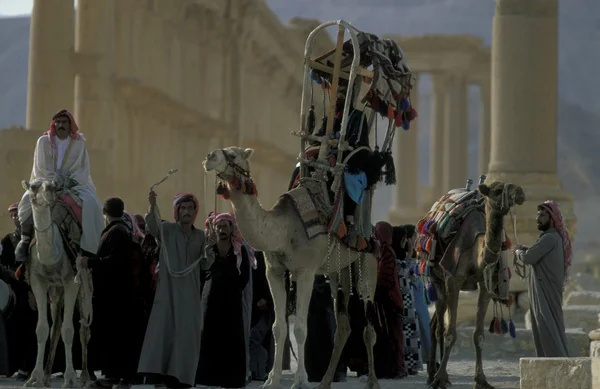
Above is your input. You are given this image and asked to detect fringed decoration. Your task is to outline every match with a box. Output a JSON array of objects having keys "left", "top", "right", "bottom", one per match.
[
  {"left": 494, "top": 318, "right": 503, "bottom": 335},
  {"left": 15, "top": 264, "right": 22, "bottom": 281},
  {"left": 357, "top": 236, "right": 368, "bottom": 251},
  {"left": 426, "top": 283, "right": 438, "bottom": 302},
  {"left": 419, "top": 262, "right": 427, "bottom": 276},
  {"left": 500, "top": 318, "right": 508, "bottom": 334},
  {"left": 509, "top": 320, "right": 516, "bottom": 339},
  {"left": 488, "top": 318, "right": 496, "bottom": 334},
  {"left": 216, "top": 182, "right": 230, "bottom": 200},
  {"left": 337, "top": 221, "right": 347, "bottom": 239},
  {"left": 383, "top": 152, "right": 396, "bottom": 185}
]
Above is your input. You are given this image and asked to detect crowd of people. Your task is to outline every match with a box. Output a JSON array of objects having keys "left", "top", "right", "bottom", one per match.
[{"left": 0, "top": 109, "right": 571, "bottom": 389}]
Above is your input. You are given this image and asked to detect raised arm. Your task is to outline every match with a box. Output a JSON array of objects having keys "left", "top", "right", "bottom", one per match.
[
  {"left": 517, "top": 232, "right": 556, "bottom": 266},
  {"left": 145, "top": 190, "right": 161, "bottom": 238}
]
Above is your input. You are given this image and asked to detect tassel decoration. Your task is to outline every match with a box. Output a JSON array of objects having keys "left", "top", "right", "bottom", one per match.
[
  {"left": 494, "top": 318, "right": 502, "bottom": 335},
  {"left": 488, "top": 318, "right": 495, "bottom": 334},
  {"left": 426, "top": 283, "right": 438, "bottom": 302},
  {"left": 337, "top": 221, "right": 347, "bottom": 239},
  {"left": 500, "top": 318, "right": 508, "bottom": 334},
  {"left": 307, "top": 105, "right": 316, "bottom": 135},
  {"left": 357, "top": 237, "right": 368, "bottom": 251},
  {"left": 509, "top": 319, "right": 516, "bottom": 339}
]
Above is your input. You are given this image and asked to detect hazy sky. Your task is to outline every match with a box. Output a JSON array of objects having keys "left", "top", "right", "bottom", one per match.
[{"left": 0, "top": 0, "right": 33, "bottom": 16}]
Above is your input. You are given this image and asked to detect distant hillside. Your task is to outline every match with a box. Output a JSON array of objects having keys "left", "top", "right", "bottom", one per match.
[{"left": 1, "top": 1, "right": 599, "bottom": 249}]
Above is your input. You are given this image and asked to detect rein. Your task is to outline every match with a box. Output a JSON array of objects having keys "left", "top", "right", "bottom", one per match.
[{"left": 215, "top": 152, "right": 257, "bottom": 199}]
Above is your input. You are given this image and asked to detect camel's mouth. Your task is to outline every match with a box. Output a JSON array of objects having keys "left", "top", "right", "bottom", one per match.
[{"left": 203, "top": 150, "right": 224, "bottom": 173}]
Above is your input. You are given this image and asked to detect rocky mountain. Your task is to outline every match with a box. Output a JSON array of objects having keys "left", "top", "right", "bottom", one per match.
[{"left": 1, "top": 0, "right": 599, "bottom": 248}]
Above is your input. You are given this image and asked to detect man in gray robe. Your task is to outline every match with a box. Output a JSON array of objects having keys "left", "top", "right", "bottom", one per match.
[
  {"left": 515, "top": 200, "right": 572, "bottom": 357},
  {"left": 137, "top": 192, "right": 215, "bottom": 388}
]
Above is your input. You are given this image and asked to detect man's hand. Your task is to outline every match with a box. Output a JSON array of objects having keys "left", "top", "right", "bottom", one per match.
[
  {"left": 515, "top": 245, "right": 527, "bottom": 252},
  {"left": 149, "top": 190, "right": 157, "bottom": 207},
  {"left": 207, "top": 232, "right": 217, "bottom": 247},
  {"left": 257, "top": 298, "right": 268, "bottom": 310},
  {"left": 28, "top": 291, "right": 37, "bottom": 311}
]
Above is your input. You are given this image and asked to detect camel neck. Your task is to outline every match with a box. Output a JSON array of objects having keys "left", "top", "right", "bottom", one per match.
[{"left": 483, "top": 204, "right": 505, "bottom": 255}]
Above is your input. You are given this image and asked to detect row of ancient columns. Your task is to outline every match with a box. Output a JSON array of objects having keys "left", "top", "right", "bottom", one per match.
[{"left": 389, "top": 72, "right": 491, "bottom": 224}]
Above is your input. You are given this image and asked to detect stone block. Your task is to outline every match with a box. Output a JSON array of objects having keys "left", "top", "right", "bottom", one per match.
[
  {"left": 449, "top": 326, "right": 589, "bottom": 360},
  {"left": 524, "top": 305, "right": 600, "bottom": 334},
  {"left": 590, "top": 329, "right": 600, "bottom": 357},
  {"left": 565, "top": 291, "right": 600, "bottom": 306},
  {"left": 519, "top": 357, "right": 595, "bottom": 389}
]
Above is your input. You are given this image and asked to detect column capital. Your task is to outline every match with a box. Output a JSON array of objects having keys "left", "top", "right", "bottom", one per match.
[{"left": 495, "top": 0, "right": 557, "bottom": 17}]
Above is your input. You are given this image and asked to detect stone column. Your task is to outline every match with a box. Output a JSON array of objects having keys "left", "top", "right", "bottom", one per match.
[
  {"left": 388, "top": 75, "right": 420, "bottom": 225},
  {"left": 74, "top": 0, "right": 116, "bottom": 198},
  {"left": 427, "top": 73, "right": 448, "bottom": 206},
  {"left": 487, "top": 0, "right": 575, "bottom": 292},
  {"left": 442, "top": 74, "right": 468, "bottom": 191},
  {"left": 26, "top": 0, "right": 74, "bottom": 132},
  {"left": 478, "top": 74, "right": 491, "bottom": 176}
]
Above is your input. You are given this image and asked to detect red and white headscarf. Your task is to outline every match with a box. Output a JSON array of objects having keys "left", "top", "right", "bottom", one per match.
[
  {"left": 209, "top": 212, "right": 257, "bottom": 272},
  {"left": 44, "top": 109, "right": 82, "bottom": 150},
  {"left": 8, "top": 203, "right": 18, "bottom": 214},
  {"left": 124, "top": 211, "right": 145, "bottom": 240},
  {"left": 172, "top": 193, "right": 200, "bottom": 225},
  {"left": 538, "top": 200, "right": 573, "bottom": 282}
]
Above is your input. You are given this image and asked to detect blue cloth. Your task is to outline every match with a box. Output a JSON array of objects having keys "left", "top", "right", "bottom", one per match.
[
  {"left": 412, "top": 278, "right": 432, "bottom": 362},
  {"left": 343, "top": 171, "right": 368, "bottom": 204}
]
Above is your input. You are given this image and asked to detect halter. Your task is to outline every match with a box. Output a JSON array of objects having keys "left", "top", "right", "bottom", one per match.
[
  {"left": 215, "top": 151, "right": 256, "bottom": 197},
  {"left": 483, "top": 184, "right": 517, "bottom": 257},
  {"left": 216, "top": 151, "right": 250, "bottom": 180}
]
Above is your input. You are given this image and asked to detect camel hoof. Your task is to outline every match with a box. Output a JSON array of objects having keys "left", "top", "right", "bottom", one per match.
[
  {"left": 43, "top": 376, "right": 52, "bottom": 388},
  {"left": 473, "top": 382, "right": 495, "bottom": 389},
  {"left": 364, "top": 380, "right": 381, "bottom": 389},
  {"left": 260, "top": 377, "right": 282, "bottom": 389},
  {"left": 62, "top": 378, "right": 79, "bottom": 388},
  {"left": 291, "top": 381, "right": 311, "bottom": 389},
  {"left": 24, "top": 372, "right": 45, "bottom": 388},
  {"left": 429, "top": 377, "right": 452, "bottom": 389}
]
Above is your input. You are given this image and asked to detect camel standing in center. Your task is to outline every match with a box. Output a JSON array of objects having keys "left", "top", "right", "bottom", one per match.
[
  {"left": 203, "top": 146, "right": 380, "bottom": 389},
  {"left": 22, "top": 178, "right": 93, "bottom": 388},
  {"left": 427, "top": 181, "right": 525, "bottom": 389}
]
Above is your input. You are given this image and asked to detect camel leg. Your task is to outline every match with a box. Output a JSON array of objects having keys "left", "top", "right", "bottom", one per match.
[
  {"left": 473, "top": 282, "right": 495, "bottom": 389},
  {"left": 262, "top": 259, "right": 287, "bottom": 389},
  {"left": 428, "top": 286, "right": 446, "bottom": 385},
  {"left": 60, "top": 282, "right": 81, "bottom": 388},
  {"left": 44, "top": 288, "right": 64, "bottom": 387},
  {"left": 316, "top": 271, "right": 351, "bottom": 389},
  {"left": 361, "top": 257, "right": 380, "bottom": 389},
  {"left": 77, "top": 280, "right": 93, "bottom": 387},
  {"left": 430, "top": 278, "right": 464, "bottom": 389},
  {"left": 290, "top": 269, "right": 316, "bottom": 389},
  {"left": 24, "top": 274, "right": 50, "bottom": 388}
]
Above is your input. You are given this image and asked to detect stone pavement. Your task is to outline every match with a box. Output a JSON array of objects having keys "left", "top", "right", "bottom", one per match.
[{"left": 0, "top": 360, "right": 520, "bottom": 389}]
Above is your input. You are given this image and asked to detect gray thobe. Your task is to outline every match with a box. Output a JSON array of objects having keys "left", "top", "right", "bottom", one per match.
[
  {"left": 518, "top": 228, "right": 569, "bottom": 357},
  {"left": 137, "top": 208, "right": 214, "bottom": 386}
]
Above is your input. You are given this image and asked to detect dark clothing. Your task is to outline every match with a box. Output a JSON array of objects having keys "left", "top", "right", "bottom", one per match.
[
  {"left": 89, "top": 220, "right": 141, "bottom": 380},
  {"left": 1, "top": 231, "right": 36, "bottom": 376},
  {"left": 249, "top": 252, "right": 274, "bottom": 380},
  {"left": 196, "top": 245, "right": 250, "bottom": 388},
  {"left": 0, "top": 264, "right": 15, "bottom": 376},
  {"left": 343, "top": 291, "right": 368, "bottom": 376}
]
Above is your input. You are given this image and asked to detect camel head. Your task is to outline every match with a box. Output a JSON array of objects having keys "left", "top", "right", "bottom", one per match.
[
  {"left": 203, "top": 146, "right": 254, "bottom": 183},
  {"left": 478, "top": 181, "right": 525, "bottom": 214},
  {"left": 22, "top": 178, "right": 58, "bottom": 209}
]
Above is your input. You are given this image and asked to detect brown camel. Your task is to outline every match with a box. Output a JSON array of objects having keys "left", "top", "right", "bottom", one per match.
[
  {"left": 203, "top": 146, "right": 381, "bottom": 389},
  {"left": 427, "top": 181, "right": 525, "bottom": 389}
]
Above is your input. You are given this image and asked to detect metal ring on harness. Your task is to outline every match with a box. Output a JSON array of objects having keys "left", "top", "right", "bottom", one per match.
[{"left": 0, "top": 279, "right": 16, "bottom": 320}]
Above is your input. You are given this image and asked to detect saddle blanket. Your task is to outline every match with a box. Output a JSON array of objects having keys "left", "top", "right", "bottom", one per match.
[
  {"left": 439, "top": 210, "right": 486, "bottom": 276},
  {"left": 58, "top": 194, "right": 82, "bottom": 224},
  {"left": 280, "top": 186, "right": 328, "bottom": 240}
]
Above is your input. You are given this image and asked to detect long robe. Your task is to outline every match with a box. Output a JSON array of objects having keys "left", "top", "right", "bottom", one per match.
[
  {"left": 0, "top": 264, "right": 15, "bottom": 376},
  {"left": 242, "top": 251, "right": 253, "bottom": 383},
  {"left": 88, "top": 220, "right": 141, "bottom": 380},
  {"left": 249, "top": 252, "right": 274, "bottom": 381},
  {"left": 396, "top": 251, "right": 422, "bottom": 372},
  {"left": 196, "top": 245, "right": 250, "bottom": 388},
  {"left": 518, "top": 228, "right": 569, "bottom": 357},
  {"left": 1, "top": 232, "right": 36, "bottom": 376},
  {"left": 306, "top": 275, "right": 336, "bottom": 382},
  {"left": 19, "top": 134, "right": 104, "bottom": 254},
  {"left": 137, "top": 212, "right": 214, "bottom": 386}
]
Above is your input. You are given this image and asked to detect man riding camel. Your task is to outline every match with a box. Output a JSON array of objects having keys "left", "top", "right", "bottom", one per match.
[{"left": 14, "top": 109, "right": 104, "bottom": 263}]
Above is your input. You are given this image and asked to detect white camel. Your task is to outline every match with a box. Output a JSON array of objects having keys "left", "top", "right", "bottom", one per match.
[
  {"left": 203, "top": 146, "right": 381, "bottom": 389},
  {"left": 22, "top": 178, "right": 93, "bottom": 388}
]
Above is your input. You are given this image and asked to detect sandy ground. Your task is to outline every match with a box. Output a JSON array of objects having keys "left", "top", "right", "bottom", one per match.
[{"left": 0, "top": 359, "right": 520, "bottom": 389}]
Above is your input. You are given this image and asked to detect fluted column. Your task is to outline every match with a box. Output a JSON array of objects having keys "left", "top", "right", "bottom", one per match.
[
  {"left": 442, "top": 74, "right": 468, "bottom": 191},
  {"left": 388, "top": 75, "right": 420, "bottom": 225},
  {"left": 74, "top": 0, "right": 116, "bottom": 198},
  {"left": 26, "top": 0, "right": 74, "bottom": 132},
  {"left": 428, "top": 73, "right": 448, "bottom": 205},
  {"left": 478, "top": 74, "right": 491, "bottom": 175},
  {"left": 487, "top": 0, "right": 575, "bottom": 292}
]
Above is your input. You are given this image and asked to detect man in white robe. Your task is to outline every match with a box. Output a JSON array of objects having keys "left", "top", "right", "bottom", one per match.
[{"left": 14, "top": 109, "right": 104, "bottom": 262}]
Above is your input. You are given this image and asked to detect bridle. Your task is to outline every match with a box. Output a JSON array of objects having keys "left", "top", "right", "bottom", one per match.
[
  {"left": 216, "top": 151, "right": 251, "bottom": 181},
  {"left": 31, "top": 191, "right": 56, "bottom": 233}
]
